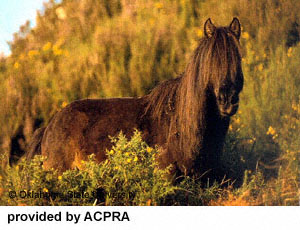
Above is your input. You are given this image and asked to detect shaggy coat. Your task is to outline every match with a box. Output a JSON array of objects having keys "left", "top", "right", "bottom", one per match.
[{"left": 27, "top": 18, "right": 244, "bottom": 180}]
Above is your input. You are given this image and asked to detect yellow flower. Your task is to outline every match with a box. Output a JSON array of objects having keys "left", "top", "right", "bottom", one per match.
[
  {"left": 28, "top": 50, "right": 39, "bottom": 58},
  {"left": 14, "top": 62, "right": 20, "bottom": 69},
  {"left": 53, "top": 45, "right": 63, "bottom": 56},
  {"left": 125, "top": 152, "right": 130, "bottom": 156},
  {"left": 61, "top": 101, "right": 68, "bottom": 108},
  {"left": 146, "top": 147, "right": 153, "bottom": 153},
  {"left": 291, "top": 103, "right": 300, "bottom": 113},
  {"left": 266, "top": 126, "right": 276, "bottom": 136},
  {"left": 58, "top": 176, "right": 62, "bottom": 180},
  {"left": 196, "top": 28, "right": 203, "bottom": 38},
  {"left": 292, "top": 104, "right": 297, "bottom": 111},
  {"left": 109, "top": 150, "right": 114, "bottom": 154},
  {"left": 257, "top": 63, "right": 263, "bottom": 71},
  {"left": 287, "top": 47, "right": 293, "bottom": 57},
  {"left": 54, "top": 49, "right": 63, "bottom": 56},
  {"left": 127, "top": 158, "right": 132, "bottom": 163},
  {"left": 43, "top": 188, "right": 49, "bottom": 193},
  {"left": 234, "top": 117, "right": 240, "bottom": 124},
  {"left": 242, "top": 32, "right": 249, "bottom": 40},
  {"left": 154, "top": 2, "right": 163, "bottom": 9},
  {"left": 43, "top": 42, "right": 52, "bottom": 52},
  {"left": 56, "top": 7, "right": 66, "bottom": 20},
  {"left": 134, "top": 156, "right": 138, "bottom": 162}
]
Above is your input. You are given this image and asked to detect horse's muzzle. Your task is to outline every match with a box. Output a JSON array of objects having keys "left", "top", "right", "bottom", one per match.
[{"left": 220, "top": 104, "right": 239, "bottom": 117}]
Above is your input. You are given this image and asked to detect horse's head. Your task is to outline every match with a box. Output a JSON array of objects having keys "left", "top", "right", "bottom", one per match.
[{"left": 204, "top": 18, "right": 244, "bottom": 117}]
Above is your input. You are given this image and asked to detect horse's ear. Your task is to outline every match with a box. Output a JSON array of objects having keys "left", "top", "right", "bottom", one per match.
[
  {"left": 204, "top": 18, "right": 216, "bottom": 38},
  {"left": 229, "top": 17, "right": 241, "bottom": 39}
]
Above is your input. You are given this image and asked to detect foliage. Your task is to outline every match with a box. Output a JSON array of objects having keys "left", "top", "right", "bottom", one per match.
[
  {"left": 95, "top": 130, "right": 176, "bottom": 205},
  {"left": 0, "top": 131, "right": 176, "bottom": 206},
  {"left": 1, "top": 130, "right": 298, "bottom": 206}
]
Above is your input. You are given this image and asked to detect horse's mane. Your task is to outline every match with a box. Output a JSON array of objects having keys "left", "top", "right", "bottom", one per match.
[
  {"left": 146, "top": 27, "right": 242, "bottom": 165},
  {"left": 145, "top": 75, "right": 182, "bottom": 123}
]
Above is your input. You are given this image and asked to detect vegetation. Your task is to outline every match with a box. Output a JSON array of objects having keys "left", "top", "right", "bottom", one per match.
[
  {"left": 0, "top": 0, "right": 299, "bottom": 205},
  {"left": 0, "top": 131, "right": 176, "bottom": 206}
]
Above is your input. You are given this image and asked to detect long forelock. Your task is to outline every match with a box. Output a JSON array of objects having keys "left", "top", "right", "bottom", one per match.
[
  {"left": 208, "top": 28, "right": 242, "bottom": 87},
  {"left": 176, "top": 27, "right": 242, "bottom": 162}
]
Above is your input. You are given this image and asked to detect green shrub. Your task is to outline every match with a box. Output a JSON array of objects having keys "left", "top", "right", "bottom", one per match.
[
  {"left": 0, "top": 130, "right": 176, "bottom": 206},
  {"left": 94, "top": 130, "right": 176, "bottom": 205}
]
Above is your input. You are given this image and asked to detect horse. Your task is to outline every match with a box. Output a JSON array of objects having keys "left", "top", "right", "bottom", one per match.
[{"left": 27, "top": 18, "right": 244, "bottom": 181}]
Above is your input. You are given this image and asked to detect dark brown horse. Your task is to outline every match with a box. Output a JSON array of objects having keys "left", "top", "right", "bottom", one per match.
[{"left": 27, "top": 18, "right": 244, "bottom": 180}]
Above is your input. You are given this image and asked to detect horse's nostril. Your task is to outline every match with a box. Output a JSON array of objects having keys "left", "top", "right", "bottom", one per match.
[
  {"left": 219, "top": 100, "right": 225, "bottom": 105},
  {"left": 220, "top": 104, "right": 239, "bottom": 117},
  {"left": 218, "top": 95, "right": 226, "bottom": 105}
]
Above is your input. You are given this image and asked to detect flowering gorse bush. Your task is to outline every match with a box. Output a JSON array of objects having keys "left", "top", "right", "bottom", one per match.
[
  {"left": 95, "top": 130, "right": 176, "bottom": 205},
  {"left": 0, "top": 131, "right": 176, "bottom": 206}
]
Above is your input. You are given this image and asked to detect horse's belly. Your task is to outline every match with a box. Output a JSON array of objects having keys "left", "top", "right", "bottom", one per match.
[{"left": 41, "top": 98, "right": 144, "bottom": 171}]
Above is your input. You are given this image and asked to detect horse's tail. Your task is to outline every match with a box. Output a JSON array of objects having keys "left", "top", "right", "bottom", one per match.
[{"left": 26, "top": 127, "right": 46, "bottom": 160}]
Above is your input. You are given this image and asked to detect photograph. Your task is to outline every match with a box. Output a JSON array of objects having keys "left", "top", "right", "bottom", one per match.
[{"left": 0, "top": 0, "right": 299, "bottom": 228}]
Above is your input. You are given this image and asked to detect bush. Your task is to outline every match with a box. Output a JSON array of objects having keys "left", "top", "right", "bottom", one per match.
[
  {"left": 0, "top": 129, "right": 298, "bottom": 206},
  {"left": 0, "top": 130, "right": 176, "bottom": 206},
  {"left": 95, "top": 130, "right": 176, "bottom": 205}
]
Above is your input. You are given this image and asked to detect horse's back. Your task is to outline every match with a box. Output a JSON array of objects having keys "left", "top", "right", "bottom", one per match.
[{"left": 41, "top": 97, "right": 146, "bottom": 172}]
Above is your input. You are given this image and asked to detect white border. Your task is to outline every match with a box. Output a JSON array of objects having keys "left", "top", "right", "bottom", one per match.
[{"left": 1, "top": 206, "right": 300, "bottom": 230}]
